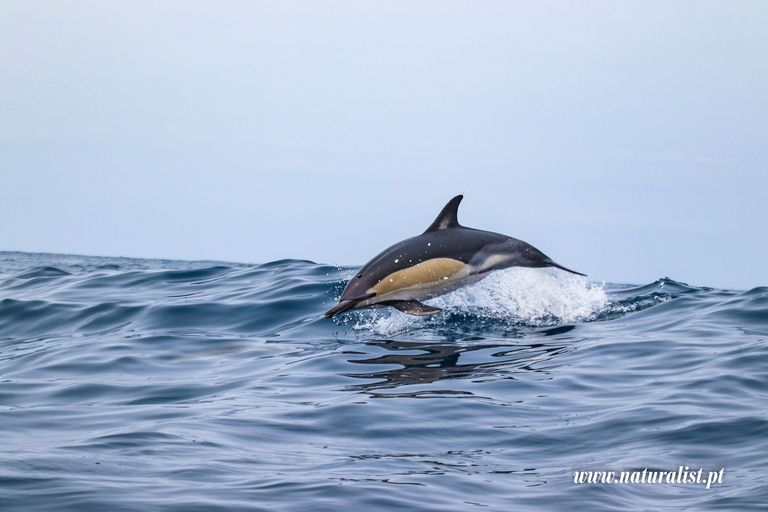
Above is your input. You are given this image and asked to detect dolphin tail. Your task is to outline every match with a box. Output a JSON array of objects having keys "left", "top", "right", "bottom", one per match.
[{"left": 546, "top": 260, "right": 586, "bottom": 277}]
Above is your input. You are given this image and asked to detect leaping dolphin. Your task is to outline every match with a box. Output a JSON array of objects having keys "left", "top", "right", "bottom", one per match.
[{"left": 325, "top": 195, "right": 584, "bottom": 318}]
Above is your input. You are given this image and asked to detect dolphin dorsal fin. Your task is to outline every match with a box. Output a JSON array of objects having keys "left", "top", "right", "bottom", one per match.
[{"left": 424, "top": 195, "right": 463, "bottom": 233}]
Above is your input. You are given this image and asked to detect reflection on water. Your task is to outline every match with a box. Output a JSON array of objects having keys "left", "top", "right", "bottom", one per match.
[
  {"left": 345, "top": 326, "right": 578, "bottom": 394},
  {"left": 3, "top": 253, "right": 765, "bottom": 512}
]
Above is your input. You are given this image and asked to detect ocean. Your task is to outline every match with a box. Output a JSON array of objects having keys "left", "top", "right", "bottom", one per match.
[{"left": 1, "top": 251, "right": 766, "bottom": 511}]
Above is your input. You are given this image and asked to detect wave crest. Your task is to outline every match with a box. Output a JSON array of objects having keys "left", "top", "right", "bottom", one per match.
[{"left": 349, "top": 268, "right": 608, "bottom": 336}]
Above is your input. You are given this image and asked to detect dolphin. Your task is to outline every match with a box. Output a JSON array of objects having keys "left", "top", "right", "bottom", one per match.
[{"left": 325, "top": 195, "right": 584, "bottom": 318}]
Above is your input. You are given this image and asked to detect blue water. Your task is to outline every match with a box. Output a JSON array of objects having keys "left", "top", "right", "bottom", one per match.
[{"left": 1, "top": 251, "right": 766, "bottom": 511}]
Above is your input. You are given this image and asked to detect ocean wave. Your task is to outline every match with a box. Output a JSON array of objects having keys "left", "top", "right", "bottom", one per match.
[
  {"left": 1, "top": 252, "right": 767, "bottom": 512},
  {"left": 343, "top": 267, "right": 608, "bottom": 336}
]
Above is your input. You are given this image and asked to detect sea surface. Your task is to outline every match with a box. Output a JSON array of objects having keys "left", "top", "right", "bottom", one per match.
[{"left": 1, "top": 251, "right": 766, "bottom": 511}]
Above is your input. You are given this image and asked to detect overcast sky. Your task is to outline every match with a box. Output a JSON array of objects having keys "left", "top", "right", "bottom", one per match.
[{"left": 2, "top": 1, "right": 766, "bottom": 289}]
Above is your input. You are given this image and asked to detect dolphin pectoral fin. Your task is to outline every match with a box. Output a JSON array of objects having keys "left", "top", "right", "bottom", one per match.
[{"left": 389, "top": 300, "right": 443, "bottom": 316}]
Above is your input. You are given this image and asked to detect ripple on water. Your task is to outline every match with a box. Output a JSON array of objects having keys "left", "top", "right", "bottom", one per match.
[{"left": 0, "top": 252, "right": 766, "bottom": 512}]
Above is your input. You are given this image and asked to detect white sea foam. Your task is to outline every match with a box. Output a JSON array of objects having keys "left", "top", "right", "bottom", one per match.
[{"left": 352, "top": 267, "right": 608, "bottom": 336}]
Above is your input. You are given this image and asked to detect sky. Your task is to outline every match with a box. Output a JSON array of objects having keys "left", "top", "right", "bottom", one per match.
[{"left": 1, "top": 1, "right": 767, "bottom": 290}]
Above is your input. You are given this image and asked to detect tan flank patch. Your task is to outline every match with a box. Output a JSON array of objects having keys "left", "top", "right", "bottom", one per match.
[{"left": 368, "top": 258, "right": 468, "bottom": 297}]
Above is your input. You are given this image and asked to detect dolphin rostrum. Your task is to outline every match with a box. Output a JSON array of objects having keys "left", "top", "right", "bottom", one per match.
[{"left": 325, "top": 195, "right": 584, "bottom": 318}]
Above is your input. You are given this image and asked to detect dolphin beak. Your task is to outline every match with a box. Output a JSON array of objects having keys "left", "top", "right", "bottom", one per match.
[
  {"left": 325, "top": 293, "right": 377, "bottom": 318},
  {"left": 325, "top": 300, "right": 357, "bottom": 318}
]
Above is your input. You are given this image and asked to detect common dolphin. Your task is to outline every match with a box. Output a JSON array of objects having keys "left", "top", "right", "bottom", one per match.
[{"left": 325, "top": 195, "right": 584, "bottom": 318}]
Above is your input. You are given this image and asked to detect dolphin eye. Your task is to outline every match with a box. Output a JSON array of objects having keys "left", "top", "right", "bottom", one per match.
[{"left": 357, "top": 274, "right": 362, "bottom": 279}]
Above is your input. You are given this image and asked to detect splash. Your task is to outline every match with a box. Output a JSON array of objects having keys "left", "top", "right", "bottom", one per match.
[{"left": 351, "top": 267, "right": 608, "bottom": 336}]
